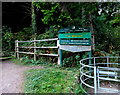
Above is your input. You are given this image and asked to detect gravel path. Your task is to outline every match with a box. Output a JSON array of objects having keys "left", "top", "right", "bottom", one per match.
[{"left": 1, "top": 60, "right": 43, "bottom": 93}]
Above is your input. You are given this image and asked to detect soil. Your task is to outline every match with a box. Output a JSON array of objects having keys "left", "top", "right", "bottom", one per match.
[
  {"left": 88, "top": 81, "right": 120, "bottom": 94},
  {"left": 1, "top": 60, "right": 43, "bottom": 93}
]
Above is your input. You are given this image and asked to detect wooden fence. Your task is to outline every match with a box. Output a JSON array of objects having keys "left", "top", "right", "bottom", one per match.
[{"left": 15, "top": 38, "right": 61, "bottom": 65}]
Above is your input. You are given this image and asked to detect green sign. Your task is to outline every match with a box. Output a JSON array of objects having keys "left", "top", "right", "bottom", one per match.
[
  {"left": 58, "top": 26, "right": 90, "bottom": 32},
  {"left": 59, "top": 32, "right": 91, "bottom": 38},
  {"left": 60, "top": 40, "right": 91, "bottom": 45}
]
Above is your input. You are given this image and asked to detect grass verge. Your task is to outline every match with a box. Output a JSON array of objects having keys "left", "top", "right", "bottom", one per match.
[
  {"left": 12, "top": 58, "right": 85, "bottom": 93},
  {"left": 24, "top": 67, "right": 84, "bottom": 93}
]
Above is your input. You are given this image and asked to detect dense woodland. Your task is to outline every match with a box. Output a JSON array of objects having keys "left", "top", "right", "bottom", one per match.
[{"left": 2, "top": 2, "right": 120, "bottom": 66}]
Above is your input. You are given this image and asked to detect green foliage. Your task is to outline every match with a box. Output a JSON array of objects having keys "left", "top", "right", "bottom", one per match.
[
  {"left": 3, "top": 2, "right": 120, "bottom": 64},
  {"left": 32, "top": 2, "right": 119, "bottom": 54},
  {"left": 63, "top": 51, "right": 92, "bottom": 67},
  {"left": 24, "top": 67, "right": 84, "bottom": 93},
  {"left": 37, "top": 25, "right": 59, "bottom": 39},
  {"left": 33, "top": 2, "right": 71, "bottom": 26},
  {"left": 63, "top": 54, "right": 81, "bottom": 67},
  {"left": 95, "top": 23, "right": 120, "bottom": 52},
  {"left": 2, "top": 26, "right": 32, "bottom": 56},
  {"left": 15, "top": 27, "right": 32, "bottom": 41},
  {"left": 19, "top": 56, "right": 40, "bottom": 65},
  {"left": 110, "top": 13, "right": 120, "bottom": 25},
  {"left": 74, "top": 84, "right": 85, "bottom": 93},
  {"left": 2, "top": 26, "right": 13, "bottom": 49},
  {"left": 4, "top": 31, "right": 13, "bottom": 43}
]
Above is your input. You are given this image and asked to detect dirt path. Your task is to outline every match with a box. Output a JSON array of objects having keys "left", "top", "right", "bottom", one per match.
[{"left": 1, "top": 60, "right": 43, "bottom": 93}]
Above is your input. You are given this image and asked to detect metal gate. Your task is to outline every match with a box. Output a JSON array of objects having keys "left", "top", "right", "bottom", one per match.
[{"left": 80, "top": 56, "right": 120, "bottom": 93}]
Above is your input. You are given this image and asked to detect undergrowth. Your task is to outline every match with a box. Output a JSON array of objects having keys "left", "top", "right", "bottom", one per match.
[{"left": 24, "top": 67, "right": 84, "bottom": 93}]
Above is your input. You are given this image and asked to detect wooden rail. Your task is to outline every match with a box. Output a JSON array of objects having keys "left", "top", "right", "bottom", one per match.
[
  {"left": 16, "top": 46, "right": 58, "bottom": 49},
  {"left": 15, "top": 38, "right": 60, "bottom": 65},
  {"left": 16, "top": 38, "right": 58, "bottom": 42}
]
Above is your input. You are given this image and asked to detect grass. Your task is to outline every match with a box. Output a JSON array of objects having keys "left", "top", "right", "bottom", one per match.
[
  {"left": 12, "top": 58, "right": 84, "bottom": 93},
  {"left": 24, "top": 67, "right": 84, "bottom": 93}
]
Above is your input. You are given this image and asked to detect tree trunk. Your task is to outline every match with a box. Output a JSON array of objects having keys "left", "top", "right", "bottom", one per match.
[{"left": 89, "top": 13, "right": 95, "bottom": 51}]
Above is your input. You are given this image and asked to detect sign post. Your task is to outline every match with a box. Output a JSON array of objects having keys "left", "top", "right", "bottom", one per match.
[{"left": 58, "top": 26, "right": 92, "bottom": 66}]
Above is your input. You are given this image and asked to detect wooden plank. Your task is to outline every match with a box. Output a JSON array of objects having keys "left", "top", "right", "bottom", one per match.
[
  {"left": 17, "top": 41, "right": 34, "bottom": 43},
  {"left": 34, "top": 38, "right": 58, "bottom": 42},
  {"left": 57, "top": 40, "right": 60, "bottom": 65},
  {"left": 38, "top": 46, "right": 58, "bottom": 49},
  {"left": 57, "top": 40, "right": 62, "bottom": 65},
  {"left": 60, "top": 40, "right": 91, "bottom": 45},
  {"left": 17, "top": 38, "right": 58, "bottom": 43},
  {"left": 0, "top": 57, "right": 12, "bottom": 60},
  {"left": 17, "top": 46, "right": 58, "bottom": 49},
  {"left": 60, "top": 45, "right": 91, "bottom": 52},
  {"left": 34, "top": 38, "right": 36, "bottom": 61},
  {"left": 15, "top": 40, "right": 16, "bottom": 57},
  {"left": 17, "top": 51, "right": 35, "bottom": 54},
  {"left": 59, "top": 32, "right": 91, "bottom": 38},
  {"left": 38, "top": 54, "right": 58, "bottom": 57},
  {"left": 16, "top": 52, "right": 58, "bottom": 56},
  {"left": 16, "top": 40, "right": 19, "bottom": 59}
]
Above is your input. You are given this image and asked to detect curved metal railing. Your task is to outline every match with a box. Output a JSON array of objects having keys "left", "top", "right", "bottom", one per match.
[{"left": 80, "top": 56, "right": 120, "bottom": 93}]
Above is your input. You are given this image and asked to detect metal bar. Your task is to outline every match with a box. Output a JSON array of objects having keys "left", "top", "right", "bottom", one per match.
[
  {"left": 81, "top": 71, "right": 94, "bottom": 79},
  {"left": 80, "top": 76, "right": 94, "bottom": 89},
  {"left": 80, "top": 56, "right": 120, "bottom": 62},
  {"left": 97, "top": 68, "right": 100, "bottom": 89},
  {"left": 98, "top": 71, "right": 117, "bottom": 75},
  {"left": 99, "top": 77, "right": 120, "bottom": 82},
  {"left": 98, "top": 75, "right": 120, "bottom": 77},
  {"left": 96, "top": 63, "right": 119, "bottom": 65},
  {"left": 98, "top": 67, "right": 120, "bottom": 71},
  {"left": 94, "top": 66, "right": 97, "bottom": 93},
  {"left": 80, "top": 56, "right": 120, "bottom": 93},
  {"left": 94, "top": 57, "right": 97, "bottom": 93},
  {"left": 80, "top": 62, "right": 94, "bottom": 68},
  {"left": 107, "top": 56, "right": 109, "bottom": 67},
  {"left": 99, "top": 87, "right": 120, "bottom": 93}
]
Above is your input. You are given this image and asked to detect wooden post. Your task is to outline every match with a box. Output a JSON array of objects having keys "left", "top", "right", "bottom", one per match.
[
  {"left": 16, "top": 40, "right": 19, "bottom": 59},
  {"left": 34, "top": 38, "right": 36, "bottom": 61},
  {"left": 15, "top": 40, "right": 16, "bottom": 58},
  {"left": 57, "top": 39, "right": 62, "bottom": 66}
]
